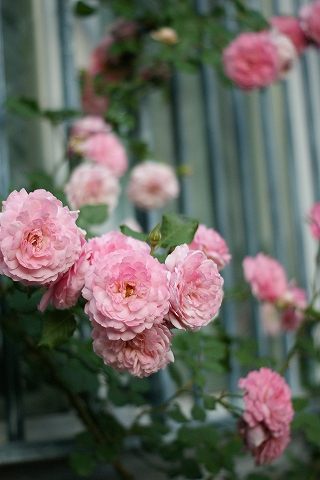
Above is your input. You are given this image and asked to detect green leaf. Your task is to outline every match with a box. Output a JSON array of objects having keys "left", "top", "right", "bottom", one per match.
[
  {"left": 246, "top": 474, "right": 271, "bottom": 480},
  {"left": 38, "top": 311, "right": 77, "bottom": 348},
  {"left": 120, "top": 224, "right": 149, "bottom": 243},
  {"left": 167, "top": 362, "right": 184, "bottom": 388},
  {"left": 159, "top": 212, "right": 199, "bottom": 249},
  {"left": 180, "top": 457, "right": 202, "bottom": 479},
  {"left": 167, "top": 403, "right": 189, "bottom": 423},
  {"left": 191, "top": 403, "right": 206, "bottom": 421},
  {"left": 234, "top": 338, "right": 258, "bottom": 365},
  {"left": 203, "top": 395, "right": 217, "bottom": 410},
  {"left": 177, "top": 425, "right": 219, "bottom": 448},
  {"left": 7, "top": 96, "right": 39, "bottom": 118},
  {"left": 69, "top": 451, "right": 96, "bottom": 477},
  {"left": 77, "top": 204, "right": 109, "bottom": 229},
  {"left": 292, "top": 397, "right": 309, "bottom": 412},
  {"left": 196, "top": 446, "right": 221, "bottom": 475},
  {"left": 74, "top": 1, "right": 97, "bottom": 16},
  {"left": 193, "top": 371, "right": 207, "bottom": 389}
]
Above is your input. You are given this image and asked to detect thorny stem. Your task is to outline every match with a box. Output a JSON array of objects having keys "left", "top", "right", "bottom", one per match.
[{"left": 25, "top": 337, "right": 133, "bottom": 480}]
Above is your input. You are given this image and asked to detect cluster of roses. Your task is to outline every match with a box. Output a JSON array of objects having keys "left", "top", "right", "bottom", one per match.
[
  {"left": 65, "top": 115, "right": 180, "bottom": 213},
  {"left": 0, "top": 188, "right": 231, "bottom": 377},
  {"left": 223, "top": 1, "right": 320, "bottom": 90}
]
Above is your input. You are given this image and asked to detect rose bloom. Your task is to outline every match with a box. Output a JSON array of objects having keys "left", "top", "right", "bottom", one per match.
[
  {"left": 39, "top": 237, "right": 90, "bottom": 311},
  {"left": 188, "top": 224, "right": 231, "bottom": 271},
  {"left": 307, "top": 202, "right": 320, "bottom": 239},
  {"left": 127, "top": 161, "right": 180, "bottom": 210},
  {"left": 223, "top": 31, "right": 281, "bottom": 90},
  {"left": 81, "top": 132, "right": 128, "bottom": 178},
  {"left": 0, "top": 189, "right": 84, "bottom": 286},
  {"left": 243, "top": 253, "right": 288, "bottom": 303},
  {"left": 165, "top": 244, "right": 224, "bottom": 331},
  {"left": 299, "top": 1, "right": 320, "bottom": 45},
  {"left": 238, "top": 367, "right": 294, "bottom": 437},
  {"left": 70, "top": 116, "right": 110, "bottom": 139},
  {"left": 270, "top": 16, "right": 310, "bottom": 54},
  {"left": 260, "top": 302, "right": 282, "bottom": 337},
  {"left": 280, "top": 283, "right": 307, "bottom": 331},
  {"left": 64, "top": 163, "right": 120, "bottom": 213},
  {"left": 269, "top": 30, "right": 297, "bottom": 79},
  {"left": 91, "top": 321, "right": 174, "bottom": 377},
  {"left": 239, "top": 420, "right": 291, "bottom": 466},
  {"left": 82, "top": 248, "right": 170, "bottom": 341},
  {"left": 150, "top": 27, "right": 179, "bottom": 44}
]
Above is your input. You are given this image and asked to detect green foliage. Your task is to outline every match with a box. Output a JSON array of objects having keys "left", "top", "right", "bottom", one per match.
[
  {"left": 158, "top": 212, "right": 199, "bottom": 249},
  {"left": 7, "top": 96, "right": 79, "bottom": 124},
  {"left": 74, "top": 1, "right": 97, "bottom": 16},
  {"left": 77, "top": 204, "right": 109, "bottom": 231},
  {"left": 69, "top": 451, "right": 97, "bottom": 477}
]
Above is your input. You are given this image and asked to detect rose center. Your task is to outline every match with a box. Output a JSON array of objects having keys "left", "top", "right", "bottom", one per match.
[{"left": 125, "top": 283, "right": 136, "bottom": 297}]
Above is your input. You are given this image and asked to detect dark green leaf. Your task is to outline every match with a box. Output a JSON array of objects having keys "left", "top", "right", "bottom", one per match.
[
  {"left": 167, "top": 403, "right": 189, "bottom": 423},
  {"left": 7, "top": 96, "right": 39, "bottom": 118},
  {"left": 246, "top": 474, "right": 271, "bottom": 480},
  {"left": 180, "top": 457, "right": 202, "bottom": 479},
  {"left": 191, "top": 403, "right": 206, "bottom": 421},
  {"left": 159, "top": 212, "right": 199, "bottom": 249},
  {"left": 196, "top": 446, "right": 221, "bottom": 475},
  {"left": 292, "top": 397, "right": 309, "bottom": 412},
  {"left": 167, "top": 362, "right": 184, "bottom": 388},
  {"left": 69, "top": 451, "right": 96, "bottom": 477},
  {"left": 74, "top": 1, "right": 97, "bottom": 16},
  {"left": 193, "top": 371, "right": 207, "bottom": 389},
  {"left": 203, "top": 395, "right": 217, "bottom": 410},
  {"left": 120, "top": 224, "right": 149, "bottom": 243},
  {"left": 77, "top": 204, "right": 109, "bottom": 229},
  {"left": 38, "top": 311, "right": 77, "bottom": 348}
]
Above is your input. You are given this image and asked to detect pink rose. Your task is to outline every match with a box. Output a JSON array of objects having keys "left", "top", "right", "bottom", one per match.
[
  {"left": 260, "top": 302, "right": 282, "bottom": 337},
  {"left": 64, "top": 163, "right": 120, "bottom": 212},
  {"left": 0, "top": 189, "right": 84, "bottom": 286},
  {"left": 81, "top": 132, "right": 128, "bottom": 178},
  {"left": 307, "top": 202, "right": 320, "bottom": 239},
  {"left": 127, "top": 161, "right": 180, "bottom": 210},
  {"left": 223, "top": 31, "right": 281, "bottom": 90},
  {"left": 82, "top": 248, "right": 170, "bottom": 340},
  {"left": 238, "top": 367, "right": 294, "bottom": 436},
  {"left": 165, "top": 244, "right": 224, "bottom": 331},
  {"left": 280, "top": 283, "right": 307, "bottom": 331},
  {"left": 91, "top": 321, "right": 174, "bottom": 377},
  {"left": 270, "top": 16, "right": 310, "bottom": 54},
  {"left": 299, "top": 1, "right": 320, "bottom": 45},
  {"left": 70, "top": 116, "right": 110, "bottom": 139},
  {"left": 188, "top": 224, "right": 231, "bottom": 271},
  {"left": 269, "top": 30, "right": 297, "bottom": 79},
  {"left": 239, "top": 420, "right": 291, "bottom": 465},
  {"left": 243, "top": 253, "right": 288, "bottom": 303},
  {"left": 39, "top": 237, "right": 90, "bottom": 311}
]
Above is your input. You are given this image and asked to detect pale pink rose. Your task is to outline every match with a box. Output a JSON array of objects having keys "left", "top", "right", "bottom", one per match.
[
  {"left": 188, "top": 224, "right": 231, "bottom": 271},
  {"left": 270, "top": 16, "right": 310, "bottom": 54},
  {"left": 82, "top": 249, "right": 170, "bottom": 340},
  {"left": 81, "top": 73, "right": 109, "bottom": 116},
  {"left": 269, "top": 30, "right": 297, "bottom": 79},
  {"left": 243, "top": 253, "right": 288, "bottom": 303},
  {"left": 127, "top": 161, "right": 180, "bottom": 210},
  {"left": 280, "top": 283, "right": 307, "bottom": 331},
  {"left": 260, "top": 302, "right": 282, "bottom": 337},
  {"left": 0, "top": 189, "right": 84, "bottom": 286},
  {"left": 64, "top": 163, "right": 120, "bottom": 213},
  {"left": 91, "top": 321, "right": 174, "bottom": 377},
  {"left": 299, "top": 1, "right": 320, "bottom": 45},
  {"left": 70, "top": 116, "right": 110, "bottom": 139},
  {"left": 165, "top": 244, "right": 224, "bottom": 331},
  {"left": 239, "top": 420, "right": 291, "bottom": 465},
  {"left": 39, "top": 237, "right": 90, "bottom": 310},
  {"left": 223, "top": 31, "right": 281, "bottom": 90},
  {"left": 307, "top": 202, "right": 320, "bottom": 239},
  {"left": 86, "top": 230, "right": 150, "bottom": 264},
  {"left": 238, "top": 367, "right": 294, "bottom": 437},
  {"left": 81, "top": 132, "right": 128, "bottom": 178}
]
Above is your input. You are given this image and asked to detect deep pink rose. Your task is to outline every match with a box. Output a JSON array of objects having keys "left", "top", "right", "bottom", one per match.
[
  {"left": 39, "top": 237, "right": 90, "bottom": 311},
  {"left": 165, "top": 244, "right": 224, "bottom": 331},
  {"left": 239, "top": 420, "right": 291, "bottom": 465},
  {"left": 64, "top": 163, "right": 120, "bottom": 212},
  {"left": 91, "top": 321, "right": 174, "bottom": 377},
  {"left": 243, "top": 253, "right": 288, "bottom": 303},
  {"left": 308, "top": 202, "right": 320, "bottom": 239},
  {"left": 83, "top": 248, "right": 170, "bottom": 340},
  {"left": 70, "top": 116, "right": 110, "bottom": 139},
  {"left": 81, "top": 132, "right": 128, "bottom": 178},
  {"left": 299, "top": 1, "right": 320, "bottom": 45},
  {"left": 188, "top": 224, "right": 231, "bottom": 271},
  {"left": 223, "top": 31, "right": 281, "bottom": 90},
  {"left": 127, "top": 161, "right": 180, "bottom": 210},
  {"left": 0, "top": 189, "right": 84, "bottom": 286},
  {"left": 238, "top": 367, "right": 294, "bottom": 437},
  {"left": 270, "top": 16, "right": 310, "bottom": 54}
]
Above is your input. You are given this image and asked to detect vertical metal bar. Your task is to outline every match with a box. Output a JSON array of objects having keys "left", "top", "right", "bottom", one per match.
[
  {"left": 56, "top": 0, "right": 79, "bottom": 110},
  {"left": 169, "top": 72, "right": 192, "bottom": 216},
  {"left": 0, "top": 0, "right": 24, "bottom": 441}
]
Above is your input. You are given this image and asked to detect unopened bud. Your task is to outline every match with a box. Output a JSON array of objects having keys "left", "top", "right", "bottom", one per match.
[{"left": 149, "top": 224, "right": 162, "bottom": 248}]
